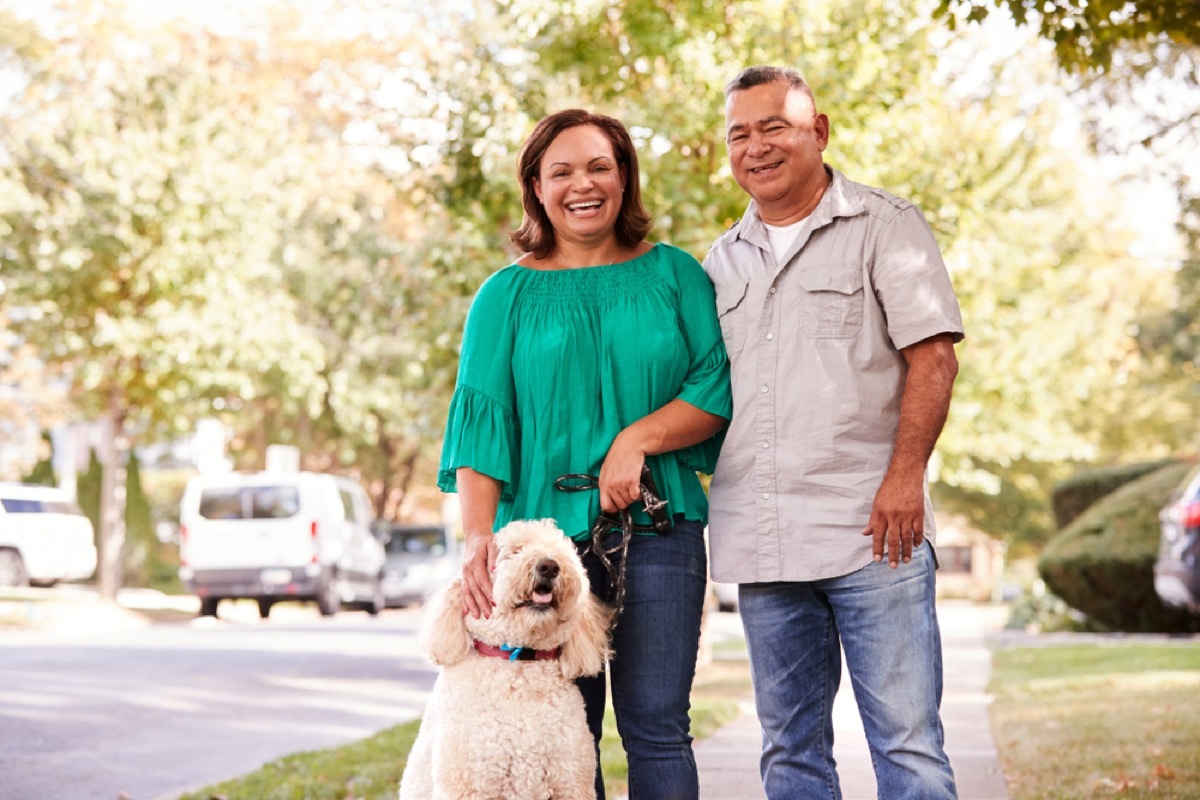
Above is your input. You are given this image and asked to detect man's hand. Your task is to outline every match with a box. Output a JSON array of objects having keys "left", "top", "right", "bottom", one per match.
[{"left": 862, "top": 471, "right": 926, "bottom": 568}]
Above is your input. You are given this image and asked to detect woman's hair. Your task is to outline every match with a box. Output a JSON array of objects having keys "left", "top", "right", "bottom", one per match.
[{"left": 509, "top": 109, "right": 652, "bottom": 259}]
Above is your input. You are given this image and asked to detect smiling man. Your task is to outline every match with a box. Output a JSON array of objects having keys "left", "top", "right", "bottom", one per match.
[{"left": 703, "top": 65, "right": 965, "bottom": 799}]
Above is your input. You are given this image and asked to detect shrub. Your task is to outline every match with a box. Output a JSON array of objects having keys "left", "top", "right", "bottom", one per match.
[
  {"left": 1050, "top": 459, "right": 1178, "bottom": 529},
  {"left": 1039, "top": 461, "right": 1200, "bottom": 633}
]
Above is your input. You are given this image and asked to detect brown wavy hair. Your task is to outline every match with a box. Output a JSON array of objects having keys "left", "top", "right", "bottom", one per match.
[{"left": 509, "top": 109, "right": 652, "bottom": 259}]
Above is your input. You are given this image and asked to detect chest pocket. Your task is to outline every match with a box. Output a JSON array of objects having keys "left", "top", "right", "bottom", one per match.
[
  {"left": 799, "top": 266, "right": 864, "bottom": 339},
  {"left": 716, "top": 281, "right": 750, "bottom": 357}
]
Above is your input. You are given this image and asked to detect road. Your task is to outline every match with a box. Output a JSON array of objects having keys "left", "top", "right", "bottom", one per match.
[{"left": 0, "top": 597, "right": 437, "bottom": 800}]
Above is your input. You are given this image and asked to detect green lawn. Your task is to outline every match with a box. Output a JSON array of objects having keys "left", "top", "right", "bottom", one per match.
[{"left": 990, "top": 642, "right": 1200, "bottom": 799}]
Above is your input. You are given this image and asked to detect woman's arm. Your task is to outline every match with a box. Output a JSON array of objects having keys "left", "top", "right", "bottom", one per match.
[
  {"left": 456, "top": 467, "right": 502, "bottom": 618},
  {"left": 598, "top": 399, "right": 727, "bottom": 513}
]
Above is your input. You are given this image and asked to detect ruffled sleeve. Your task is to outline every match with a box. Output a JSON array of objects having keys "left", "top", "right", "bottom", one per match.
[
  {"left": 438, "top": 385, "right": 519, "bottom": 498},
  {"left": 437, "top": 269, "right": 521, "bottom": 497},
  {"left": 667, "top": 246, "right": 733, "bottom": 474}
]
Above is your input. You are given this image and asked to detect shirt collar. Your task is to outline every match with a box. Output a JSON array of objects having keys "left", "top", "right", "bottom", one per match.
[{"left": 735, "top": 166, "right": 866, "bottom": 248}]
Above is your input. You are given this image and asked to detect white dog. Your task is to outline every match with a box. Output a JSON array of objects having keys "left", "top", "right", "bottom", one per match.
[{"left": 398, "top": 518, "right": 612, "bottom": 800}]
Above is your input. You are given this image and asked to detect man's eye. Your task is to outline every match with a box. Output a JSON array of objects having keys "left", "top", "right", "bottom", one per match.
[{"left": 765, "top": 126, "right": 785, "bottom": 135}]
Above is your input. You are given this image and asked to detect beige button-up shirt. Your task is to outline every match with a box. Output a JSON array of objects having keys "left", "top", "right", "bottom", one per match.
[{"left": 703, "top": 168, "right": 964, "bottom": 583}]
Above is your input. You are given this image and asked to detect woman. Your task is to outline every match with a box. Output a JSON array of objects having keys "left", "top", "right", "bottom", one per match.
[{"left": 438, "top": 108, "right": 731, "bottom": 800}]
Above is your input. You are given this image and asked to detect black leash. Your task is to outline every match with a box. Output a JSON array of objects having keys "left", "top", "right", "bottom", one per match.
[{"left": 554, "top": 464, "right": 670, "bottom": 626}]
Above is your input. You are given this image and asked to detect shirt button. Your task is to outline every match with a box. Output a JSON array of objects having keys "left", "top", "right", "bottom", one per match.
[
  {"left": 766, "top": 332, "right": 774, "bottom": 341},
  {"left": 760, "top": 385, "right": 769, "bottom": 393},
  {"left": 769, "top": 287, "right": 777, "bottom": 294},
  {"left": 762, "top": 493, "right": 770, "bottom": 500},
  {"left": 762, "top": 442, "right": 770, "bottom": 449}
]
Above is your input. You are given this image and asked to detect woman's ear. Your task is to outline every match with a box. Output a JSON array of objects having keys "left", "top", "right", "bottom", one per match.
[{"left": 420, "top": 580, "right": 472, "bottom": 667}]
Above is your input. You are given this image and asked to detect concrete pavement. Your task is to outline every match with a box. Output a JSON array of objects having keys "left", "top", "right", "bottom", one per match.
[{"left": 694, "top": 600, "right": 1011, "bottom": 800}]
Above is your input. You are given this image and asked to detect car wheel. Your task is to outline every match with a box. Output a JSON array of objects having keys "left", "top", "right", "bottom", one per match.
[
  {"left": 0, "top": 549, "right": 28, "bottom": 588},
  {"left": 365, "top": 577, "right": 385, "bottom": 616},
  {"left": 257, "top": 598, "right": 273, "bottom": 619},
  {"left": 198, "top": 597, "right": 220, "bottom": 617},
  {"left": 317, "top": 571, "right": 340, "bottom": 617}
]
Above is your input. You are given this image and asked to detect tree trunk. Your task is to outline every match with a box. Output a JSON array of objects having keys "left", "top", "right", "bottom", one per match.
[{"left": 96, "top": 387, "right": 128, "bottom": 603}]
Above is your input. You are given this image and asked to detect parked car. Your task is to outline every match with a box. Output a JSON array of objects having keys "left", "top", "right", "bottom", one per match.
[
  {"left": 0, "top": 482, "right": 97, "bottom": 588},
  {"left": 1155, "top": 462, "right": 1200, "bottom": 614},
  {"left": 178, "top": 472, "right": 386, "bottom": 618},
  {"left": 376, "top": 522, "right": 459, "bottom": 608},
  {"left": 712, "top": 581, "right": 738, "bottom": 613}
]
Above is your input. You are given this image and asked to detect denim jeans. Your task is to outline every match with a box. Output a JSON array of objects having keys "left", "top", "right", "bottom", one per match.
[
  {"left": 739, "top": 543, "right": 957, "bottom": 800},
  {"left": 576, "top": 518, "right": 707, "bottom": 800}
]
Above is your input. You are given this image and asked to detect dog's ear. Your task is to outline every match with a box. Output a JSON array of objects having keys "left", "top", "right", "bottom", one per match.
[
  {"left": 559, "top": 591, "right": 612, "bottom": 680},
  {"left": 420, "top": 580, "right": 473, "bottom": 666}
]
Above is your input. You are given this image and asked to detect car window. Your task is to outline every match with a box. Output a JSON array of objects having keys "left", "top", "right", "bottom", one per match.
[
  {"left": 251, "top": 486, "right": 300, "bottom": 519},
  {"left": 199, "top": 488, "right": 244, "bottom": 519},
  {"left": 1, "top": 498, "right": 42, "bottom": 513},
  {"left": 385, "top": 527, "right": 448, "bottom": 556},
  {"left": 339, "top": 489, "right": 358, "bottom": 523}
]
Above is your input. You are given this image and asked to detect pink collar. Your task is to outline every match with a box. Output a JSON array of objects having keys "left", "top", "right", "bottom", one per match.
[{"left": 473, "top": 640, "right": 561, "bottom": 662}]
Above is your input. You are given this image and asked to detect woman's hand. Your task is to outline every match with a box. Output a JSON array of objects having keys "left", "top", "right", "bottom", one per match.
[
  {"left": 455, "top": 467, "right": 502, "bottom": 618},
  {"left": 460, "top": 528, "right": 497, "bottom": 618},
  {"left": 598, "top": 429, "right": 646, "bottom": 513}
]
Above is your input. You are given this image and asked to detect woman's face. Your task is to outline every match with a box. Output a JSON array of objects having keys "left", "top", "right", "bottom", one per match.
[{"left": 533, "top": 124, "right": 625, "bottom": 252}]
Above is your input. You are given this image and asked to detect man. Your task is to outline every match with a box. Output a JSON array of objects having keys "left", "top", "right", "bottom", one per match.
[{"left": 704, "top": 65, "right": 963, "bottom": 799}]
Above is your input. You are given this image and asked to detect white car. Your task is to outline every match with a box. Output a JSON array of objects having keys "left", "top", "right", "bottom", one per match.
[
  {"left": 178, "top": 471, "right": 386, "bottom": 618},
  {"left": 0, "top": 482, "right": 97, "bottom": 588}
]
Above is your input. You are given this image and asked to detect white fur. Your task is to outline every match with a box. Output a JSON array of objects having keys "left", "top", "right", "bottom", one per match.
[{"left": 398, "top": 519, "right": 612, "bottom": 800}]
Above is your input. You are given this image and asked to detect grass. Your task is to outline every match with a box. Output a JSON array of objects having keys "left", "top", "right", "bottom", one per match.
[
  {"left": 179, "top": 655, "right": 746, "bottom": 800},
  {"left": 990, "top": 642, "right": 1200, "bottom": 799}
]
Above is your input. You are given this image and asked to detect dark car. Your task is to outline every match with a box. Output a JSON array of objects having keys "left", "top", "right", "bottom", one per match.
[
  {"left": 1155, "top": 462, "right": 1200, "bottom": 614},
  {"left": 376, "top": 523, "right": 459, "bottom": 608}
]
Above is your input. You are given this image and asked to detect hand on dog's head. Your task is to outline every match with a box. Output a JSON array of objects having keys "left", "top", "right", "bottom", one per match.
[{"left": 421, "top": 519, "right": 612, "bottom": 679}]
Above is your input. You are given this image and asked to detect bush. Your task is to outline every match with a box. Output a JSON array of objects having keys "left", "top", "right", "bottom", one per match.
[
  {"left": 1039, "top": 461, "right": 1200, "bottom": 633},
  {"left": 1050, "top": 459, "right": 1178, "bottom": 529}
]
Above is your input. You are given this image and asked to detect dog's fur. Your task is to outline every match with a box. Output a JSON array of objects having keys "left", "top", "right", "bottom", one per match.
[{"left": 398, "top": 519, "right": 612, "bottom": 800}]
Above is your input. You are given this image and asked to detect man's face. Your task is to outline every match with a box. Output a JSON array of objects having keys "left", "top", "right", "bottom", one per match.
[{"left": 724, "top": 81, "right": 829, "bottom": 211}]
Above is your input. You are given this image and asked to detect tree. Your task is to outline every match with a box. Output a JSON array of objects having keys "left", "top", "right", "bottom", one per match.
[
  {"left": 935, "top": 0, "right": 1200, "bottom": 72},
  {"left": 0, "top": 12, "right": 324, "bottom": 599}
]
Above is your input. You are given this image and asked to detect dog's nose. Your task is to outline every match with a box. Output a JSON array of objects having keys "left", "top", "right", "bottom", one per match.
[{"left": 536, "top": 559, "right": 560, "bottom": 579}]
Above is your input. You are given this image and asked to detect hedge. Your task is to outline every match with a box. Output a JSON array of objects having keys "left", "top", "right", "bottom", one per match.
[
  {"left": 1039, "top": 461, "right": 1200, "bottom": 633},
  {"left": 1050, "top": 459, "right": 1179, "bottom": 529}
]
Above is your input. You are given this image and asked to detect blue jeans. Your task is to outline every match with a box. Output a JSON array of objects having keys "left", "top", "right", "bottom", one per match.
[
  {"left": 576, "top": 518, "right": 707, "bottom": 800},
  {"left": 739, "top": 543, "right": 957, "bottom": 800}
]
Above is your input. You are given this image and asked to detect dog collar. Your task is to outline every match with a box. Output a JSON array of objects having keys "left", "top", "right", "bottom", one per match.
[{"left": 473, "top": 640, "right": 562, "bottom": 662}]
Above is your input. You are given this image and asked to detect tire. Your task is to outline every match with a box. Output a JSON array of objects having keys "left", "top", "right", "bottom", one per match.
[
  {"left": 198, "top": 597, "right": 220, "bottom": 617},
  {"left": 365, "top": 577, "right": 385, "bottom": 616},
  {"left": 257, "top": 598, "right": 273, "bottom": 619},
  {"left": 317, "top": 571, "right": 340, "bottom": 617},
  {"left": 0, "top": 549, "right": 29, "bottom": 588}
]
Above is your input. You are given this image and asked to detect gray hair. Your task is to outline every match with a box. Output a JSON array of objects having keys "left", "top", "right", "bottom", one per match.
[{"left": 724, "top": 65, "right": 817, "bottom": 109}]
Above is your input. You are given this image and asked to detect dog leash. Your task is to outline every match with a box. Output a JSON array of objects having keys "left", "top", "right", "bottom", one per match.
[{"left": 553, "top": 464, "right": 670, "bottom": 627}]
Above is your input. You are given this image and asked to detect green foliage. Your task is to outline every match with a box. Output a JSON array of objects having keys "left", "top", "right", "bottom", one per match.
[
  {"left": 934, "top": 0, "right": 1200, "bottom": 72},
  {"left": 1051, "top": 459, "right": 1180, "bottom": 529},
  {"left": 1039, "top": 461, "right": 1200, "bottom": 632}
]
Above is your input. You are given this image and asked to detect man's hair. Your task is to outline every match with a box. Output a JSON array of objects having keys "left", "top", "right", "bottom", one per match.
[
  {"left": 509, "top": 109, "right": 652, "bottom": 259},
  {"left": 724, "top": 65, "right": 817, "bottom": 109}
]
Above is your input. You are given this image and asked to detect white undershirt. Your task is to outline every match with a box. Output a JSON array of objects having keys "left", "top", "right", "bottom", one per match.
[{"left": 763, "top": 217, "right": 810, "bottom": 266}]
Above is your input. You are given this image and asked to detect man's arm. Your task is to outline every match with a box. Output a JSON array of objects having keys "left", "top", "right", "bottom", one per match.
[{"left": 862, "top": 333, "right": 959, "bottom": 568}]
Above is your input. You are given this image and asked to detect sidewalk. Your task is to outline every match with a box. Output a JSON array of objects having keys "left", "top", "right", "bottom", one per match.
[{"left": 695, "top": 600, "right": 1011, "bottom": 800}]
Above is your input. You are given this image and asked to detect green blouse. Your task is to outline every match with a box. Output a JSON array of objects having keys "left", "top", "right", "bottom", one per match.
[{"left": 438, "top": 242, "right": 733, "bottom": 541}]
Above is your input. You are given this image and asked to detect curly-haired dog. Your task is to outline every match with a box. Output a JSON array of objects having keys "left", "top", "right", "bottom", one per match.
[{"left": 398, "top": 518, "right": 612, "bottom": 800}]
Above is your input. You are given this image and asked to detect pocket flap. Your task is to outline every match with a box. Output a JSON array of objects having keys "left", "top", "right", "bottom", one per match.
[
  {"left": 799, "top": 266, "right": 863, "bottom": 295},
  {"left": 717, "top": 282, "right": 749, "bottom": 314}
]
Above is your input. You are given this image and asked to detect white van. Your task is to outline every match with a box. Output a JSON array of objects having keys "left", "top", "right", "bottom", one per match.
[
  {"left": 0, "top": 482, "right": 97, "bottom": 588},
  {"left": 178, "top": 472, "right": 386, "bottom": 618}
]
